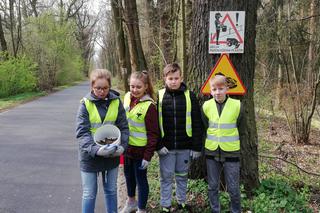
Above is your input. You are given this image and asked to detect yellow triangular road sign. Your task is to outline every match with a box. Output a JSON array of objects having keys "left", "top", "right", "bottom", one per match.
[{"left": 201, "top": 54, "right": 246, "bottom": 95}]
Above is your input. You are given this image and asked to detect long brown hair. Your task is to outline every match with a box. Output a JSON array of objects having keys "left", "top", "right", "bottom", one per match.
[{"left": 130, "top": 71, "right": 156, "bottom": 101}]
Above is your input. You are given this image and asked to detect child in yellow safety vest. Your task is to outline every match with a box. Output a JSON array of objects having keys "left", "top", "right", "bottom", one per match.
[
  {"left": 202, "top": 74, "right": 244, "bottom": 213},
  {"left": 157, "top": 63, "right": 203, "bottom": 212},
  {"left": 121, "top": 71, "right": 159, "bottom": 213},
  {"left": 76, "top": 69, "right": 129, "bottom": 213}
]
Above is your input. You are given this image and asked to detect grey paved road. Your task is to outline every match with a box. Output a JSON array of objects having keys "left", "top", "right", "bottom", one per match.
[{"left": 0, "top": 82, "right": 119, "bottom": 213}]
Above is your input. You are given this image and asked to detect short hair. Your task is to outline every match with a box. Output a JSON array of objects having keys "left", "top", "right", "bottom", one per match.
[
  {"left": 163, "top": 63, "right": 181, "bottom": 77},
  {"left": 90, "top": 69, "right": 112, "bottom": 88},
  {"left": 210, "top": 74, "right": 227, "bottom": 87}
]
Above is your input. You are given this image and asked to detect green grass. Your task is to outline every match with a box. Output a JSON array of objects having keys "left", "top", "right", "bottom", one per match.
[
  {"left": 0, "top": 91, "right": 47, "bottom": 111},
  {"left": 0, "top": 79, "right": 87, "bottom": 112}
]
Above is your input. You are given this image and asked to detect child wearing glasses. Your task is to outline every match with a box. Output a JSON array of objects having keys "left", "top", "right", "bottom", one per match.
[{"left": 76, "top": 69, "right": 129, "bottom": 213}]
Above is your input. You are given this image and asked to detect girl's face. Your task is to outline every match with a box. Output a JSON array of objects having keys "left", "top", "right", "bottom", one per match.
[
  {"left": 92, "top": 78, "right": 110, "bottom": 99},
  {"left": 130, "top": 77, "right": 148, "bottom": 99}
]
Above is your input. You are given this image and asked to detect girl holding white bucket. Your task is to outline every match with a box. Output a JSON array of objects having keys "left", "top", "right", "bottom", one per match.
[
  {"left": 121, "top": 71, "right": 159, "bottom": 213},
  {"left": 76, "top": 69, "right": 129, "bottom": 213}
]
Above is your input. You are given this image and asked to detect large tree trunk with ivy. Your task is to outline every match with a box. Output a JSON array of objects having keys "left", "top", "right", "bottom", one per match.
[
  {"left": 187, "top": 0, "right": 259, "bottom": 194},
  {"left": 123, "top": 0, "right": 148, "bottom": 72}
]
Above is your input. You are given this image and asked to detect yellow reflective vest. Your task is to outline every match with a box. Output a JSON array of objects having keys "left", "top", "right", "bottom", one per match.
[
  {"left": 123, "top": 92, "right": 153, "bottom": 147},
  {"left": 203, "top": 98, "right": 240, "bottom": 152},
  {"left": 82, "top": 97, "right": 119, "bottom": 134},
  {"left": 158, "top": 88, "right": 192, "bottom": 138}
]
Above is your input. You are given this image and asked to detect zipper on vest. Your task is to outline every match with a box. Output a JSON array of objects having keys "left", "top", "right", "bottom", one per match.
[{"left": 173, "top": 93, "right": 177, "bottom": 149}]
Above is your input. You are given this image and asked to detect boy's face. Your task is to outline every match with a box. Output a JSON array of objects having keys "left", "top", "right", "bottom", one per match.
[
  {"left": 210, "top": 82, "right": 228, "bottom": 103},
  {"left": 164, "top": 71, "right": 182, "bottom": 90}
]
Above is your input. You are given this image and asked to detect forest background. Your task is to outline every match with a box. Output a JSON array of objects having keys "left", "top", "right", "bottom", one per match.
[{"left": 0, "top": 0, "right": 319, "bottom": 212}]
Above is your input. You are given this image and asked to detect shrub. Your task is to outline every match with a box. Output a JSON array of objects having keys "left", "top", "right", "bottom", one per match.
[
  {"left": 0, "top": 52, "right": 37, "bottom": 98},
  {"left": 252, "top": 178, "right": 312, "bottom": 213}
]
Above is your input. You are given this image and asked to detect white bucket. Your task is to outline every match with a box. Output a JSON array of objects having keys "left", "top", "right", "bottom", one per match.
[{"left": 93, "top": 124, "right": 121, "bottom": 147}]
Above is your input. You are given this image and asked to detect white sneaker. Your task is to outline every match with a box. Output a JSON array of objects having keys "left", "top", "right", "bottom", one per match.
[{"left": 120, "top": 200, "right": 138, "bottom": 213}]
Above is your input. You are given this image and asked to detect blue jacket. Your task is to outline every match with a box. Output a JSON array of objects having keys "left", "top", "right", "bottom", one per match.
[{"left": 76, "top": 90, "right": 129, "bottom": 172}]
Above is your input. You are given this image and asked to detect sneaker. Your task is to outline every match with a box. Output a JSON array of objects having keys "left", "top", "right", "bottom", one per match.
[
  {"left": 161, "top": 206, "right": 171, "bottom": 213},
  {"left": 136, "top": 209, "right": 146, "bottom": 213},
  {"left": 120, "top": 200, "right": 138, "bottom": 213}
]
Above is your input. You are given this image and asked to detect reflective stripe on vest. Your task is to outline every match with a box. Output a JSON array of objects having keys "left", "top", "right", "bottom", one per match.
[
  {"left": 203, "top": 98, "right": 240, "bottom": 152},
  {"left": 158, "top": 88, "right": 192, "bottom": 138},
  {"left": 83, "top": 98, "right": 119, "bottom": 134},
  {"left": 124, "top": 92, "right": 152, "bottom": 147}
]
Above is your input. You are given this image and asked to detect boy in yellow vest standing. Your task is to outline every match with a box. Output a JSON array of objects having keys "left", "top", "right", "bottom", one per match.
[
  {"left": 202, "top": 75, "right": 243, "bottom": 213},
  {"left": 157, "top": 63, "right": 203, "bottom": 212}
]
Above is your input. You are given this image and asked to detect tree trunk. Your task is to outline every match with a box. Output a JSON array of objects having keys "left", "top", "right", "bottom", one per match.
[
  {"left": 111, "top": 0, "right": 130, "bottom": 92},
  {"left": 187, "top": 0, "right": 259, "bottom": 194},
  {"left": 0, "top": 14, "right": 8, "bottom": 53},
  {"left": 158, "top": 0, "right": 175, "bottom": 68},
  {"left": 144, "top": 0, "right": 159, "bottom": 79},
  {"left": 275, "top": 2, "right": 284, "bottom": 110},
  {"left": 180, "top": 0, "right": 186, "bottom": 78},
  {"left": 123, "top": 0, "right": 148, "bottom": 72},
  {"left": 9, "top": 0, "right": 17, "bottom": 57},
  {"left": 307, "top": 0, "right": 317, "bottom": 84}
]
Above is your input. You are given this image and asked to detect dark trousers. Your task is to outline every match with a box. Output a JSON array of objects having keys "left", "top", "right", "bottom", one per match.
[
  {"left": 206, "top": 158, "right": 241, "bottom": 213},
  {"left": 124, "top": 157, "right": 149, "bottom": 210}
]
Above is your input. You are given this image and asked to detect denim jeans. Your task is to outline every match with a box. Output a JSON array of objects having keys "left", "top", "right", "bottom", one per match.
[
  {"left": 81, "top": 167, "right": 118, "bottom": 213},
  {"left": 206, "top": 158, "right": 240, "bottom": 213},
  {"left": 124, "top": 157, "right": 149, "bottom": 210}
]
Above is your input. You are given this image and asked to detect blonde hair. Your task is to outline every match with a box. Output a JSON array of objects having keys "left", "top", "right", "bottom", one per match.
[
  {"left": 90, "top": 69, "right": 112, "bottom": 88},
  {"left": 130, "top": 71, "right": 156, "bottom": 100},
  {"left": 210, "top": 74, "right": 227, "bottom": 87},
  {"left": 163, "top": 63, "right": 182, "bottom": 77}
]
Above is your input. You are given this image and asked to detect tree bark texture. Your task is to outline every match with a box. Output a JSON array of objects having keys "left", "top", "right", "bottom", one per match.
[
  {"left": 123, "top": 0, "right": 148, "bottom": 72},
  {"left": 307, "top": 0, "right": 318, "bottom": 84},
  {"left": 158, "top": 0, "right": 176, "bottom": 68},
  {"left": 144, "top": 0, "right": 159, "bottom": 78},
  {"left": 187, "top": 0, "right": 259, "bottom": 194},
  {"left": 0, "top": 14, "right": 8, "bottom": 52},
  {"left": 112, "top": 0, "right": 130, "bottom": 92}
]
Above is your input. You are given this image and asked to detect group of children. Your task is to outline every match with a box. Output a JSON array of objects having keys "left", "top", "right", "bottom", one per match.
[{"left": 76, "top": 63, "right": 243, "bottom": 213}]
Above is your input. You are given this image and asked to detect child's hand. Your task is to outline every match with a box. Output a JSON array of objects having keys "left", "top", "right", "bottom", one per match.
[
  {"left": 157, "top": 147, "right": 169, "bottom": 156},
  {"left": 96, "top": 145, "right": 117, "bottom": 157},
  {"left": 190, "top": 151, "right": 201, "bottom": 160},
  {"left": 139, "top": 159, "right": 149, "bottom": 170},
  {"left": 111, "top": 145, "right": 124, "bottom": 157}
]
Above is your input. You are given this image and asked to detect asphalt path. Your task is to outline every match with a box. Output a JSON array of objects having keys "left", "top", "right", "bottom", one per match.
[{"left": 0, "top": 82, "right": 114, "bottom": 213}]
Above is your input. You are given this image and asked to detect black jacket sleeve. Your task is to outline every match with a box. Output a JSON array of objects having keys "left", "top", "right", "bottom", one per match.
[{"left": 190, "top": 91, "right": 203, "bottom": 151}]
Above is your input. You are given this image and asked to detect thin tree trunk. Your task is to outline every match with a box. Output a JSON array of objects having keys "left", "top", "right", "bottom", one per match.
[
  {"left": 187, "top": 0, "right": 259, "bottom": 194},
  {"left": 275, "top": 2, "right": 284, "bottom": 109},
  {"left": 158, "top": 0, "right": 175, "bottom": 69},
  {"left": 123, "top": 0, "right": 147, "bottom": 72},
  {"left": 144, "top": 0, "right": 159, "bottom": 78},
  {"left": 111, "top": 0, "right": 130, "bottom": 92},
  {"left": 0, "top": 14, "right": 8, "bottom": 53},
  {"left": 307, "top": 0, "right": 317, "bottom": 85},
  {"left": 9, "top": 0, "right": 17, "bottom": 57},
  {"left": 180, "top": 0, "right": 186, "bottom": 79}
]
